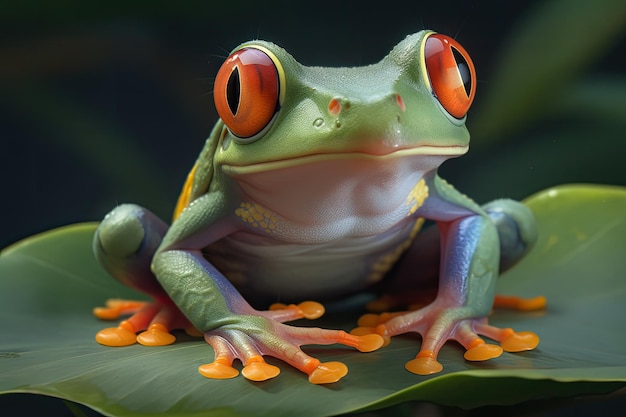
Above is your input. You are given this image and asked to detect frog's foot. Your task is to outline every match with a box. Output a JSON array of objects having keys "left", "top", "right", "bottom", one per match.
[
  {"left": 352, "top": 304, "right": 539, "bottom": 375},
  {"left": 95, "top": 300, "right": 196, "bottom": 347},
  {"left": 197, "top": 315, "right": 384, "bottom": 384}
]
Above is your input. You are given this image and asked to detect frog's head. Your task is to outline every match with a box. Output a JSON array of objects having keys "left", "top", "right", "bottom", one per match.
[{"left": 210, "top": 31, "right": 476, "bottom": 218}]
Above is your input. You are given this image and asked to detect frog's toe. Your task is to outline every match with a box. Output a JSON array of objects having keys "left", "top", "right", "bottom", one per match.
[
  {"left": 472, "top": 323, "right": 540, "bottom": 353},
  {"left": 266, "top": 300, "right": 325, "bottom": 321},
  {"left": 93, "top": 299, "right": 148, "bottom": 320},
  {"left": 242, "top": 356, "right": 281, "bottom": 382},
  {"left": 463, "top": 341, "right": 503, "bottom": 361},
  {"left": 96, "top": 320, "right": 138, "bottom": 346},
  {"left": 308, "top": 361, "right": 348, "bottom": 384},
  {"left": 350, "top": 325, "right": 391, "bottom": 347},
  {"left": 350, "top": 312, "right": 405, "bottom": 347},
  {"left": 198, "top": 361, "right": 240, "bottom": 380},
  {"left": 405, "top": 351, "right": 443, "bottom": 375},
  {"left": 500, "top": 330, "right": 540, "bottom": 352},
  {"left": 136, "top": 323, "right": 176, "bottom": 346},
  {"left": 198, "top": 335, "right": 241, "bottom": 379}
]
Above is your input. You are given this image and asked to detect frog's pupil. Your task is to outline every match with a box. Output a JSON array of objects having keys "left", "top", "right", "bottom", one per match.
[
  {"left": 452, "top": 48, "right": 472, "bottom": 97},
  {"left": 227, "top": 66, "right": 241, "bottom": 115}
]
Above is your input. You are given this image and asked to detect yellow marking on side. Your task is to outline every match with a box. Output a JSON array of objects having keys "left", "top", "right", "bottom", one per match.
[
  {"left": 172, "top": 163, "right": 198, "bottom": 221},
  {"left": 367, "top": 218, "right": 425, "bottom": 283},
  {"left": 235, "top": 202, "right": 278, "bottom": 233},
  {"left": 406, "top": 179, "right": 429, "bottom": 216}
]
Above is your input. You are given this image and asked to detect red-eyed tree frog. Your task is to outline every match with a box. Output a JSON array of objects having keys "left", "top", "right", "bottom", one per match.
[{"left": 92, "top": 30, "right": 543, "bottom": 385}]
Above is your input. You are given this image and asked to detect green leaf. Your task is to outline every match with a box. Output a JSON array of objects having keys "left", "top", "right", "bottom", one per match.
[{"left": 1, "top": 184, "right": 625, "bottom": 417}]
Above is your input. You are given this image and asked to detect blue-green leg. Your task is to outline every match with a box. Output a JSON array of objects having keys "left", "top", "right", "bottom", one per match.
[{"left": 355, "top": 183, "right": 541, "bottom": 375}]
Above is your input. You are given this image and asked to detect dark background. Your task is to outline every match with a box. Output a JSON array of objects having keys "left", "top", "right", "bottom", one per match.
[
  {"left": 1, "top": 1, "right": 625, "bottom": 415},
  {"left": 2, "top": 0, "right": 624, "bottom": 249}
]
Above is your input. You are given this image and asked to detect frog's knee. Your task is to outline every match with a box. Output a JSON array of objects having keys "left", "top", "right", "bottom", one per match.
[
  {"left": 94, "top": 204, "right": 169, "bottom": 294},
  {"left": 95, "top": 205, "right": 142, "bottom": 259},
  {"left": 483, "top": 199, "right": 537, "bottom": 271},
  {"left": 95, "top": 204, "right": 148, "bottom": 259},
  {"left": 94, "top": 204, "right": 168, "bottom": 262}
]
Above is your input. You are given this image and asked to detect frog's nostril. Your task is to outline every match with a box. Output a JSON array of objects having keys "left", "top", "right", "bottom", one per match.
[
  {"left": 328, "top": 98, "right": 342, "bottom": 115},
  {"left": 395, "top": 94, "right": 406, "bottom": 112}
]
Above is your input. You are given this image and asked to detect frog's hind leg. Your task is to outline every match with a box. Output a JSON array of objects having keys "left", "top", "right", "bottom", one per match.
[
  {"left": 370, "top": 198, "right": 541, "bottom": 312},
  {"left": 93, "top": 204, "right": 195, "bottom": 347},
  {"left": 482, "top": 198, "right": 538, "bottom": 272}
]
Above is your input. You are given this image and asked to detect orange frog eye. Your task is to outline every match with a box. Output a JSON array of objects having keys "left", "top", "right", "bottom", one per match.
[
  {"left": 424, "top": 33, "right": 476, "bottom": 119},
  {"left": 214, "top": 47, "right": 281, "bottom": 139}
]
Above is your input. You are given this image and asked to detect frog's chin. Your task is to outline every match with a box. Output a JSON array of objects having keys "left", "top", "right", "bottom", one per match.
[
  {"left": 222, "top": 144, "right": 467, "bottom": 226},
  {"left": 221, "top": 144, "right": 468, "bottom": 176}
]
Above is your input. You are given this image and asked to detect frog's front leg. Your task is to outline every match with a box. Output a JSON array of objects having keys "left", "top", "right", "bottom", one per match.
[
  {"left": 356, "top": 177, "right": 540, "bottom": 375},
  {"left": 152, "top": 249, "right": 383, "bottom": 384}
]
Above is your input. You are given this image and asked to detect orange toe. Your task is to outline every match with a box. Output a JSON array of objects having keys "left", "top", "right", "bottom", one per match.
[
  {"left": 405, "top": 356, "right": 443, "bottom": 375},
  {"left": 95, "top": 321, "right": 137, "bottom": 346},
  {"left": 501, "top": 331, "right": 540, "bottom": 352},
  {"left": 241, "top": 357, "right": 280, "bottom": 382},
  {"left": 464, "top": 343, "right": 503, "bottom": 361},
  {"left": 405, "top": 350, "right": 443, "bottom": 375},
  {"left": 198, "top": 361, "right": 240, "bottom": 379},
  {"left": 93, "top": 299, "right": 147, "bottom": 320},
  {"left": 136, "top": 323, "right": 176, "bottom": 346},
  {"left": 308, "top": 361, "right": 348, "bottom": 384},
  {"left": 350, "top": 326, "right": 391, "bottom": 347},
  {"left": 296, "top": 301, "right": 325, "bottom": 319},
  {"left": 354, "top": 334, "right": 385, "bottom": 352}
]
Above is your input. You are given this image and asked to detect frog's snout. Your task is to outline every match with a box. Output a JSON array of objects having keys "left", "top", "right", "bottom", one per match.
[{"left": 327, "top": 93, "right": 406, "bottom": 118}]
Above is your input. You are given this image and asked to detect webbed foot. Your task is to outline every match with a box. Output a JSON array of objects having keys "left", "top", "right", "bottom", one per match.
[
  {"left": 197, "top": 301, "right": 384, "bottom": 384},
  {"left": 352, "top": 302, "right": 539, "bottom": 375},
  {"left": 94, "top": 298, "right": 197, "bottom": 347}
]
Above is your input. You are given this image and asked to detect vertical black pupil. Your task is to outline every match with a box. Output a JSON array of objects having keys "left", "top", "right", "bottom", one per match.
[
  {"left": 452, "top": 48, "right": 472, "bottom": 96},
  {"left": 227, "top": 66, "right": 241, "bottom": 115}
]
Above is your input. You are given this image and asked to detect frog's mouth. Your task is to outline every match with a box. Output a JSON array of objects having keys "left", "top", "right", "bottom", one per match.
[{"left": 221, "top": 144, "right": 468, "bottom": 176}]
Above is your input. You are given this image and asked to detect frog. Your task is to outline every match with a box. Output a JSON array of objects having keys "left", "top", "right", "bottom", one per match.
[{"left": 92, "top": 30, "right": 542, "bottom": 385}]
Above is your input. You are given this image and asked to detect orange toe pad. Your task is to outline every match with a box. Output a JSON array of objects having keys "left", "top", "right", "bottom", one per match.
[
  {"left": 199, "top": 361, "right": 240, "bottom": 379},
  {"left": 405, "top": 356, "right": 443, "bottom": 375},
  {"left": 136, "top": 323, "right": 176, "bottom": 346},
  {"left": 241, "top": 359, "right": 280, "bottom": 382},
  {"left": 355, "top": 334, "right": 385, "bottom": 352},
  {"left": 308, "top": 361, "right": 348, "bottom": 384},
  {"left": 95, "top": 325, "right": 137, "bottom": 346},
  {"left": 501, "top": 331, "right": 540, "bottom": 352},
  {"left": 464, "top": 343, "right": 503, "bottom": 361}
]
